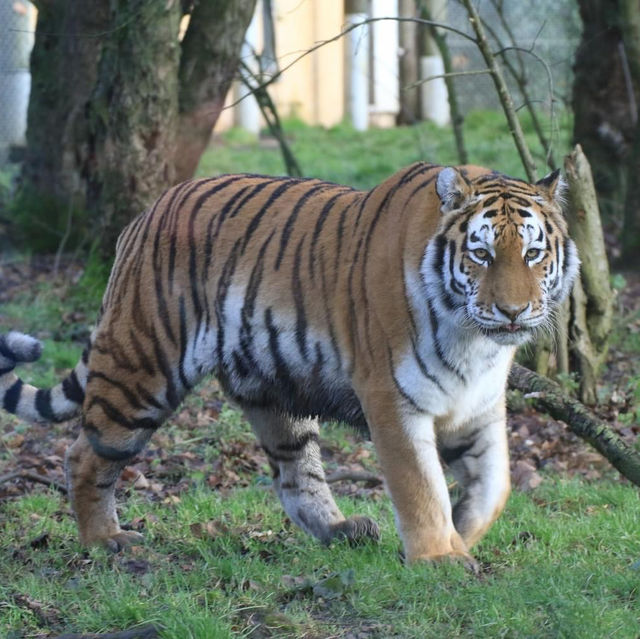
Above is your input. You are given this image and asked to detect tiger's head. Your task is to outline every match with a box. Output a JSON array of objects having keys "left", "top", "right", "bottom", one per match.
[{"left": 423, "top": 166, "right": 580, "bottom": 346}]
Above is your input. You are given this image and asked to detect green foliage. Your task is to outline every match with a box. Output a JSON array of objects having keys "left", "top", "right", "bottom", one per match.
[{"left": 8, "top": 186, "right": 90, "bottom": 253}]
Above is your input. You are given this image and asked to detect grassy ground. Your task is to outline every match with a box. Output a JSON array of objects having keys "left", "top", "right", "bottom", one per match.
[{"left": 1, "top": 113, "right": 639, "bottom": 638}]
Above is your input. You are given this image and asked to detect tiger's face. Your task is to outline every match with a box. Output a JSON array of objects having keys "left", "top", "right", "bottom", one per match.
[{"left": 429, "top": 167, "right": 580, "bottom": 346}]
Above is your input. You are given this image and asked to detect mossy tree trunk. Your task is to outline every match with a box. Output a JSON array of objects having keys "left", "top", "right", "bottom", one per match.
[
  {"left": 20, "top": 0, "right": 255, "bottom": 255},
  {"left": 21, "top": 1, "right": 110, "bottom": 246},
  {"left": 620, "top": 0, "right": 640, "bottom": 264},
  {"left": 572, "top": 0, "right": 639, "bottom": 226},
  {"left": 84, "top": 0, "right": 181, "bottom": 254}
]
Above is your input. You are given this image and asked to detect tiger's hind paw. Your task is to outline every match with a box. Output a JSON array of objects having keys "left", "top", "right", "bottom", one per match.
[{"left": 328, "top": 516, "right": 380, "bottom": 545}]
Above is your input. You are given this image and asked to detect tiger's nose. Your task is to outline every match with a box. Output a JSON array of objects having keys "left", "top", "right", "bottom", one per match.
[{"left": 496, "top": 303, "right": 528, "bottom": 322}]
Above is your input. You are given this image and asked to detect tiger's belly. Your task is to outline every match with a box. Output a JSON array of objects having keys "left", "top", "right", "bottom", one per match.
[{"left": 199, "top": 304, "right": 367, "bottom": 427}]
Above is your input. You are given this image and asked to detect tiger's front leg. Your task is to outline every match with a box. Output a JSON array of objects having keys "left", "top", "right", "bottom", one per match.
[
  {"left": 364, "top": 400, "right": 476, "bottom": 568},
  {"left": 439, "top": 401, "right": 511, "bottom": 549}
]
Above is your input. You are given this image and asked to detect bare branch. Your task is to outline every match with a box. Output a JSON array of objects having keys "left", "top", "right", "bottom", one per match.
[
  {"left": 461, "top": 0, "right": 537, "bottom": 181},
  {"left": 227, "top": 16, "right": 476, "bottom": 112},
  {"left": 0, "top": 470, "right": 67, "bottom": 494},
  {"left": 326, "top": 470, "right": 383, "bottom": 486},
  {"left": 403, "top": 68, "right": 492, "bottom": 91}
]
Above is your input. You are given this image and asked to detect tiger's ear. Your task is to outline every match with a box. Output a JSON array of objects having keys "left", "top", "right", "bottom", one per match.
[
  {"left": 436, "top": 167, "right": 471, "bottom": 213},
  {"left": 535, "top": 169, "right": 567, "bottom": 204}
]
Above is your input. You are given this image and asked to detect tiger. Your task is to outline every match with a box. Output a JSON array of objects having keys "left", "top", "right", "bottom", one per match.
[{"left": 0, "top": 162, "right": 579, "bottom": 568}]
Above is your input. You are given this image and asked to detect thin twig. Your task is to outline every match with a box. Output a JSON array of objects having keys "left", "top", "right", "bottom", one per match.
[
  {"left": 481, "top": 12, "right": 556, "bottom": 169},
  {"left": 404, "top": 68, "right": 492, "bottom": 90},
  {"left": 420, "top": 1, "right": 468, "bottom": 164},
  {"left": 226, "top": 16, "right": 477, "bottom": 112},
  {"left": 0, "top": 470, "right": 68, "bottom": 494},
  {"left": 461, "top": 0, "right": 537, "bottom": 181},
  {"left": 53, "top": 198, "right": 74, "bottom": 278},
  {"left": 239, "top": 60, "right": 303, "bottom": 177},
  {"left": 326, "top": 470, "right": 383, "bottom": 486}
]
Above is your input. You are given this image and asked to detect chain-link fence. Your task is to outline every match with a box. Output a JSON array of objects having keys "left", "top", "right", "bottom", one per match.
[
  {"left": 444, "top": 0, "right": 581, "bottom": 114},
  {"left": 0, "top": 1, "right": 34, "bottom": 167}
]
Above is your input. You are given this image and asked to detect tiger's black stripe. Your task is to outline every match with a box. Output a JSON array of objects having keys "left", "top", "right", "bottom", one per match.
[
  {"left": 3, "top": 379, "right": 23, "bottom": 413},
  {"left": 214, "top": 239, "right": 242, "bottom": 367},
  {"left": 35, "top": 389, "right": 55, "bottom": 421},
  {"left": 309, "top": 190, "right": 351, "bottom": 283},
  {"left": 87, "top": 371, "right": 147, "bottom": 412},
  {"left": 275, "top": 182, "right": 327, "bottom": 270},
  {"left": 178, "top": 295, "right": 191, "bottom": 391},
  {"left": 428, "top": 302, "right": 466, "bottom": 382},
  {"left": 239, "top": 231, "right": 276, "bottom": 366},
  {"left": 292, "top": 236, "right": 310, "bottom": 361},
  {"left": 265, "top": 307, "right": 296, "bottom": 396},
  {"left": 241, "top": 179, "right": 302, "bottom": 253}
]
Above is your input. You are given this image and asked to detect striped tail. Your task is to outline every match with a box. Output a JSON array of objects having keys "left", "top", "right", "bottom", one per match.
[{"left": 0, "top": 332, "right": 86, "bottom": 423}]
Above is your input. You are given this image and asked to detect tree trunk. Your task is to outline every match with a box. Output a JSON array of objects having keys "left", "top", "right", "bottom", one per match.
[
  {"left": 572, "top": 0, "right": 637, "bottom": 223},
  {"left": 19, "top": 0, "right": 109, "bottom": 249},
  {"left": 398, "top": 0, "right": 420, "bottom": 124},
  {"left": 620, "top": 0, "right": 640, "bottom": 264},
  {"left": 622, "top": 112, "right": 640, "bottom": 262},
  {"left": 564, "top": 145, "right": 614, "bottom": 361},
  {"left": 20, "top": 0, "right": 255, "bottom": 255},
  {"left": 174, "top": 0, "right": 257, "bottom": 182},
  {"left": 84, "top": 0, "right": 181, "bottom": 254}
]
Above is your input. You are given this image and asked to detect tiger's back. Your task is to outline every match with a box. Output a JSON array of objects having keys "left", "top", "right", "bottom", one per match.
[
  {"left": 95, "top": 164, "right": 443, "bottom": 428},
  {"left": 0, "top": 162, "right": 579, "bottom": 565}
]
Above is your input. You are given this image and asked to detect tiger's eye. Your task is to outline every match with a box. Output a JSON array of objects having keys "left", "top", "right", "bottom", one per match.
[
  {"left": 526, "top": 248, "right": 541, "bottom": 260},
  {"left": 473, "top": 248, "right": 490, "bottom": 261}
]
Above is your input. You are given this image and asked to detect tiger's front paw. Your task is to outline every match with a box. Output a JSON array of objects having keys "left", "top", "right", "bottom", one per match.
[
  {"left": 98, "top": 530, "right": 144, "bottom": 553},
  {"left": 328, "top": 516, "right": 380, "bottom": 545},
  {"left": 409, "top": 551, "right": 480, "bottom": 574}
]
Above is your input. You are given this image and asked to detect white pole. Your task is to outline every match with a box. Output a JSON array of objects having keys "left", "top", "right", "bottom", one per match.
[
  {"left": 370, "top": 0, "right": 399, "bottom": 127},
  {"left": 345, "top": 12, "right": 369, "bottom": 131},
  {"left": 420, "top": 55, "right": 450, "bottom": 126},
  {"left": 0, "top": 1, "right": 34, "bottom": 163},
  {"left": 235, "top": 1, "right": 262, "bottom": 135}
]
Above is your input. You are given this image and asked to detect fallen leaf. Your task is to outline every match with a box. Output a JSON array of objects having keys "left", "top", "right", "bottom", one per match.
[{"left": 512, "top": 460, "right": 543, "bottom": 491}]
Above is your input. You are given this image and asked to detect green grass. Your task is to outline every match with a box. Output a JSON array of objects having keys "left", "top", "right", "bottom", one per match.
[
  {"left": 1, "top": 472, "right": 639, "bottom": 638},
  {"left": 197, "top": 110, "right": 573, "bottom": 188}
]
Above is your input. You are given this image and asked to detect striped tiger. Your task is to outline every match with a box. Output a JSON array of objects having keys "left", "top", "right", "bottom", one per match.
[{"left": 0, "top": 163, "right": 579, "bottom": 567}]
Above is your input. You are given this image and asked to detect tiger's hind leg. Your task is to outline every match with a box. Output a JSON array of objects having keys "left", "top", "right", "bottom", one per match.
[
  {"left": 65, "top": 369, "right": 163, "bottom": 550},
  {"left": 65, "top": 429, "right": 150, "bottom": 551},
  {"left": 243, "top": 407, "right": 380, "bottom": 545}
]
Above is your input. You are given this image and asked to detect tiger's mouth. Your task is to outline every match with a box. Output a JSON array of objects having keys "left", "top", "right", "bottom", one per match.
[
  {"left": 481, "top": 322, "right": 534, "bottom": 345},
  {"left": 488, "top": 323, "right": 522, "bottom": 334}
]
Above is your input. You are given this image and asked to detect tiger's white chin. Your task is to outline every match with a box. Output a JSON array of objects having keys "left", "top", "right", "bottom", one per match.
[{"left": 477, "top": 324, "right": 537, "bottom": 346}]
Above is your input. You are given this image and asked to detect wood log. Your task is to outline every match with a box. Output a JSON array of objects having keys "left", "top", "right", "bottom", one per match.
[
  {"left": 564, "top": 145, "right": 614, "bottom": 355},
  {"left": 509, "top": 363, "right": 640, "bottom": 487}
]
